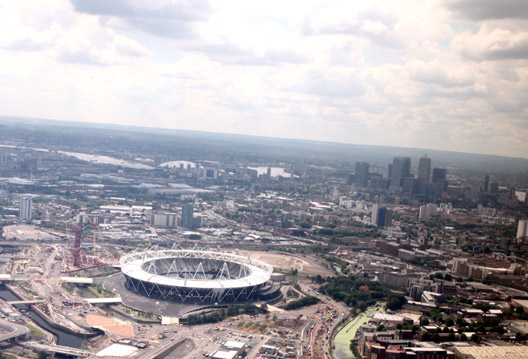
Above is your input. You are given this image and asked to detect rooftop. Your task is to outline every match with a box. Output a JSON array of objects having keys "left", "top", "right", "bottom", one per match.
[{"left": 453, "top": 346, "right": 528, "bottom": 359}]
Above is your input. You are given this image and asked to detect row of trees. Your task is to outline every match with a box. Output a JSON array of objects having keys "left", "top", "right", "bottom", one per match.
[
  {"left": 421, "top": 331, "right": 476, "bottom": 343},
  {"left": 185, "top": 304, "right": 267, "bottom": 325},
  {"left": 284, "top": 296, "right": 320, "bottom": 310}
]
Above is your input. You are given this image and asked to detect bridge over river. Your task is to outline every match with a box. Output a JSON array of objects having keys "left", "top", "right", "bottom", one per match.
[{"left": 22, "top": 342, "right": 92, "bottom": 357}]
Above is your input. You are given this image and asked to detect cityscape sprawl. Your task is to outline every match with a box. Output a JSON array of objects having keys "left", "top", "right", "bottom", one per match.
[{"left": 0, "top": 121, "right": 527, "bottom": 359}]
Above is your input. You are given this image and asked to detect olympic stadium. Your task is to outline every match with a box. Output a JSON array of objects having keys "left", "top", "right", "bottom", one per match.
[{"left": 120, "top": 246, "right": 281, "bottom": 304}]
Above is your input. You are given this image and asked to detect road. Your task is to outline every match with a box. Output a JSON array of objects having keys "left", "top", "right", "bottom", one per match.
[
  {"left": 20, "top": 244, "right": 95, "bottom": 336},
  {"left": 297, "top": 282, "right": 350, "bottom": 359},
  {"left": 0, "top": 318, "right": 29, "bottom": 342},
  {"left": 136, "top": 325, "right": 224, "bottom": 359}
]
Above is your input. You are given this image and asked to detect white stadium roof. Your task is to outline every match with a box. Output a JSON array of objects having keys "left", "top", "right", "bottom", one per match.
[{"left": 120, "top": 248, "right": 272, "bottom": 290}]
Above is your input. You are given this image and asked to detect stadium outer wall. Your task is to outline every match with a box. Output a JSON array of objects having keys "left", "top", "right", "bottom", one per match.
[{"left": 120, "top": 247, "right": 277, "bottom": 304}]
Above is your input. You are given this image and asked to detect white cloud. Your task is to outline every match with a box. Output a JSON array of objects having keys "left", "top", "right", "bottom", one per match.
[
  {"left": 70, "top": 0, "right": 211, "bottom": 38},
  {"left": 0, "top": 0, "right": 527, "bottom": 157},
  {"left": 452, "top": 25, "right": 528, "bottom": 60}
]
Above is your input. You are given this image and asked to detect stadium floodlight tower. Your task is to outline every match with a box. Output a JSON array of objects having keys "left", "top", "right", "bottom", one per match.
[{"left": 120, "top": 246, "right": 274, "bottom": 304}]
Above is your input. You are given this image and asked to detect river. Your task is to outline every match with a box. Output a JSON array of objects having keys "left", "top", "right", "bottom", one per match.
[
  {"left": 0, "top": 288, "right": 87, "bottom": 348},
  {"left": 58, "top": 151, "right": 154, "bottom": 170},
  {"left": 333, "top": 306, "right": 380, "bottom": 359}
]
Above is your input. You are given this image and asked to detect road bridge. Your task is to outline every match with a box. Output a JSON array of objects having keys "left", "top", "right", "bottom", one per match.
[
  {"left": 85, "top": 297, "right": 122, "bottom": 304},
  {"left": 22, "top": 342, "right": 92, "bottom": 357},
  {"left": 0, "top": 319, "right": 29, "bottom": 342},
  {"left": 8, "top": 300, "right": 46, "bottom": 305},
  {"left": 0, "top": 274, "right": 27, "bottom": 283},
  {"left": 137, "top": 338, "right": 187, "bottom": 359}
]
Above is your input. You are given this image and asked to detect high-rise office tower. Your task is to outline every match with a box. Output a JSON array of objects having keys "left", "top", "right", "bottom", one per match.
[
  {"left": 181, "top": 204, "right": 194, "bottom": 229},
  {"left": 517, "top": 220, "right": 528, "bottom": 241},
  {"left": 402, "top": 177, "right": 417, "bottom": 194},
  {"left": 19, "top": 197, "right": 32, "bottom": 220},
  {"left": 419, "top": 203, "right": 437, "bottom": 221},
  {"left": 354, "top": 162, "right": 370, "bottom": 187},
  {"left": 371, "top": 204, "right": 379, "bottom": 225},
  {"left": 382, "top": 208, "right": 393, "bottom": 228},
  {"left": 374, "top": 206, "right": 392, "bottom": 227},
  {"left": 417, "top": 155, "right": 431, "bottom": 182},
  {"left": 483, "top": 175, "right": 489, "bottom": 192},
  {"left": 390, "top": 157, "right": 411, "bottom": 189},
  {"left": 432, "top": 168, "right": 447, "bottom": 183}
]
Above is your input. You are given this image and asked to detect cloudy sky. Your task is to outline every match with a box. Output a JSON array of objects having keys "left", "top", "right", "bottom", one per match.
[{"left": 1, "top": 0, "right": 527, "bottom": 158}]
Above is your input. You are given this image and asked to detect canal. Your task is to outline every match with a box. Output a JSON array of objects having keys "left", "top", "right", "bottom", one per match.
[
  {"left": 333, "top": 306, "right": 380, "bottom": 359},
  {"left": 0, "top": 288, "right": 87, "bottom": 348}
]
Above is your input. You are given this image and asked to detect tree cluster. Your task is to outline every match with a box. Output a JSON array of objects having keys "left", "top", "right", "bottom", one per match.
[
  {"left": 319, "top": 275, "right": 405, "bottom": 311},
  {"left": 185, "top": 304, "right": 267, "bottom": 325},
  {"left": 284, "top": 296, "right": 320, "bottom": 310}
]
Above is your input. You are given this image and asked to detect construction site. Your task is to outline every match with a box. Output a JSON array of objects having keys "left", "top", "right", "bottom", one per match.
[{"left": 0, "top": 223, "right": 347, "bottom": 359}]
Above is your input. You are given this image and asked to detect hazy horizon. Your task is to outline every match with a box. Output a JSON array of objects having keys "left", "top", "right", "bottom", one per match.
[
  {"left": 2, "top": 116, "right": 528, "bottom": 172},
  {"left": 2, "top": 115, "right": 528, "bottom": 161}
]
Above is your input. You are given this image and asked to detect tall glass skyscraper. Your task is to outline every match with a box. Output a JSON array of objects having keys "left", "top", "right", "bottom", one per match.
[
  {"left": 432, "top": 168, "right": 447, "bottom": 183},
  {"left": 390, "top": 157, "right": 411, "bottom": 189},
  {"left": 417, "top": 154, "right": 431, "bottom": 182},
  {"left": 354, "top": 162, "right": 370, "bottom": 187}
]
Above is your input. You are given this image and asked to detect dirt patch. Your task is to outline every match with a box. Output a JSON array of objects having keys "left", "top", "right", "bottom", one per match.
[
  {"left": 243, "top": 251, "right": 334, "bottom": 277},
  {"left": 86, "top": 315, "right": 135, "bottom": 337}
]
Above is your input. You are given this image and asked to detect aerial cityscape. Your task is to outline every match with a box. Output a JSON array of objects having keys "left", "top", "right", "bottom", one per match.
[
  {"left": 0, "top": 119, "right": 526, "bottom": 359},
  {"left": 2, "top": 0, "right": 528, "bottom": 359}
]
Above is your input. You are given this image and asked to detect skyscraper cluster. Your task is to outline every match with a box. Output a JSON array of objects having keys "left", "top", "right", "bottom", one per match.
[
  {"left": 395, "top": 155, "right": 447, "bottom": 196},
  {"left": 351, "top": 154, "right": 447, "bottom": 198}
]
